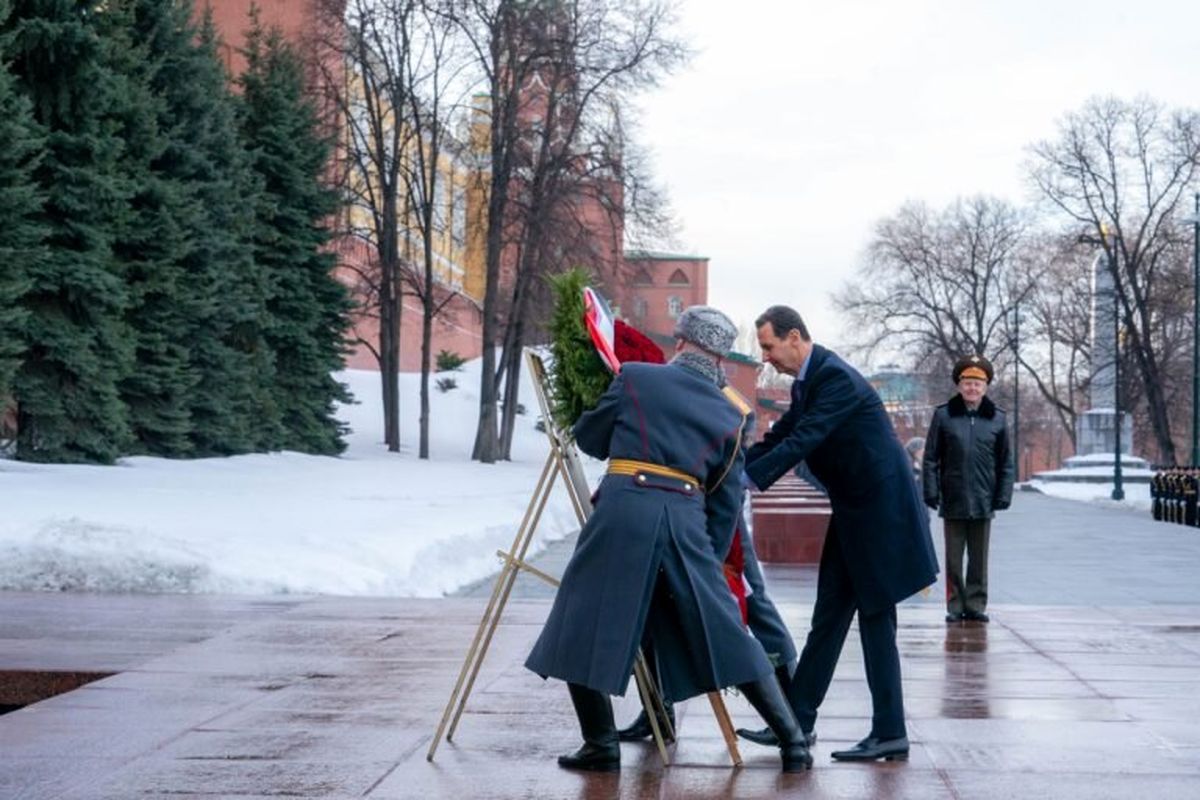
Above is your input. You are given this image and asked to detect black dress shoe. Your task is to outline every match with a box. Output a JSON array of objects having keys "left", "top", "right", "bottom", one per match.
[
  {"left": 735, "top": 726, "right": 816, "bottom": 747},
  {"left": 616, "top": 707, "right": 675, "bottom": 742},
  {"left": 557, "top": 742, "right": 620, "bottom": 772},
  {"left": 963, "top": 610, "right": 989, "bottom": 622},
  {"left": 831, "top": 735, "right": 909, "bottom": 761},
  {"left": 945, "top": 612, "right": 964, "bottom": 623}
]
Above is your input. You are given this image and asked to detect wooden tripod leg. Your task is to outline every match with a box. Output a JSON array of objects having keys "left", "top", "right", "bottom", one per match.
[
  {"left": 707, "top": 692, "right": 743, "bottom": 766},
  {"left": 426, "top": 452, "right": 555, "bottom": 762},
  {"left": 633, "top": 657, "right": 671, "bottom": 766},
  {"left": 634, "top": 650, "right": 675, "bottom": 743},
  {"left": 444, "top": 454, "right": 561, "bottom": 742}
]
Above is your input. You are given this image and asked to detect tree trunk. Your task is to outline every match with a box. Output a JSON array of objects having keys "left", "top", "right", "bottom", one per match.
[
  {"left": 499, "top": 322, "right": 524, "bottom": 459},
  {"left": 379, "top": 210, "right": 401, "bottom": 453},
  {"left": 472, "top": 118, "right": 511, "bottom": 464},
  {"left": 1128, "top": 323, "right": 1176, "bottom": 463},
  {"left": 379, "top": 274, "right": 400, "bottom": 453},
  {"left": 419, "top": 236, "right": 435, "bottom": 460}
]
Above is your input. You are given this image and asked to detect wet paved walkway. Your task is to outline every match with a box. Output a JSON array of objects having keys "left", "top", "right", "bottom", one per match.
[{"left": 2, "top": 492, "right": 1200, "bottom": 798}]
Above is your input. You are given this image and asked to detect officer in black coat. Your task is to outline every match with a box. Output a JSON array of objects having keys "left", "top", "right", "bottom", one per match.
[
  {"left": 744, "top": 305, "right": 938, "bottom": 763},
  {"left": 923, "top": 354, "right": 1015, "bottom": 623},
  {"left": 525, "top": 306, "right": 813, "bottom": 773}
]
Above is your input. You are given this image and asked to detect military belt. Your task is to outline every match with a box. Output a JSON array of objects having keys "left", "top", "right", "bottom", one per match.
[{"left": 607, "top": 459, "right": 701, "bottom": 492}]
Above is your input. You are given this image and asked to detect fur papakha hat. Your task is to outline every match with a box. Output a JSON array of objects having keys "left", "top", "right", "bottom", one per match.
[{"left": 674, "top": 305, "right": 737, "bottom": 357}]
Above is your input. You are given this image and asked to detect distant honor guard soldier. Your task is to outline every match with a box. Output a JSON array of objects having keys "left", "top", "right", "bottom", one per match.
[
  {"left": 1151, "top": 471, "right": 1163, "bottom": 521},
  {"left": 1167, "top": 470, "right": 1180, "bottom": 524},
  {"left": 525, "top": 305, "right": 813, "bottom": 773},
  {"left": 1184, "top": 470, "right": 1198, "bottom": 527}
]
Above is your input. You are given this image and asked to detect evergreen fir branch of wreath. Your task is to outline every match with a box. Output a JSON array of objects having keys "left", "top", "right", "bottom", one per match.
[
  {"left": 545, "top": 269, "right": 666, "bottom": 438},
  {"left": 547, "top": 269, "right": 611, "bottom": 437}
]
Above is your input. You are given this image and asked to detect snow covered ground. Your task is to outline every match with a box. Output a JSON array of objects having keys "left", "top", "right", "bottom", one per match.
[
  {"left": 1028, "top": 476, "right": 1152, "bottom": 512},
  {"left": 0, "top": 358, "right": 591, "bottom": 596}
]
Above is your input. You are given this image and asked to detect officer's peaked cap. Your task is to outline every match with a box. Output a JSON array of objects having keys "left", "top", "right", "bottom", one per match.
[{"left": 953, "top": 353, "right": 994, "bottom": 384}]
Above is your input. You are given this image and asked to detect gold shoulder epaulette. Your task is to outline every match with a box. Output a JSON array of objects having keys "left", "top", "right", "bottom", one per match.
[{"left": 721, "top": 385, "right": 752, "bottom": 416}]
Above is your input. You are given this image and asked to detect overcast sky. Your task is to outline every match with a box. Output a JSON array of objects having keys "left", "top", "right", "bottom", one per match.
[{"left": 634, "top": 0, "right": 1200, "bottom": 358}]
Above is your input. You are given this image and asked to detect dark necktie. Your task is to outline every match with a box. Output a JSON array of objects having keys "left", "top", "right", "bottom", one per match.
[{"left": 792, "top": 379, "right": 807, "bottom": 410}]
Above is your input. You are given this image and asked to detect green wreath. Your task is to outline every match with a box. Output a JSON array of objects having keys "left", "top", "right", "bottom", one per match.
[{"left": 546, "top": 269, "right": 611, "bottom": 436}]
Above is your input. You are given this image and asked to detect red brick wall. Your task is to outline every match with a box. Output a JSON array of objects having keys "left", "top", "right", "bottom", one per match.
[
  {"left": 202, "top": 0, "right": 319, "bottom": 77},
  {"left": 618, "top": 256, "right": 709, "bottom": 342},
  {"left": 343, "top": 292, "right": 484, "bottom": 372}
]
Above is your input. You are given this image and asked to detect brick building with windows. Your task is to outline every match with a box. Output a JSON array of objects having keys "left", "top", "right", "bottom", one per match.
[{"left": 201, "top": 0, "right": 735, "bottom": 377}]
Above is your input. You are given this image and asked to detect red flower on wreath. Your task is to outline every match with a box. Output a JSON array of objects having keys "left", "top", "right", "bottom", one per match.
[{"left": 613, "top": 319, "right": 665, "bottom": 365}]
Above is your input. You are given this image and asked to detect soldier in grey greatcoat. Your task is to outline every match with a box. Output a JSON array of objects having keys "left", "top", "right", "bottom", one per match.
[
  {"left": 525, "top": 306, "right": 812, "bottom": 773},
  {"left": 617, "top": 414, "right": 799, "bottom": 745}
]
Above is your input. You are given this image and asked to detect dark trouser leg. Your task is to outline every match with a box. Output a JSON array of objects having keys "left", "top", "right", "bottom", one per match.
[
  {"left": 858, "top": 604, "right": 906, "bottom": 740},
  {"left": 787, "top": 525, "right": 857, "bottom": 734},
  {"left": 737, "top": 674, "right": 813, "bottom": 772},
  {"left": 943, "top": 519, "right": 968, "bottom": 615},
  {"left": 963, "top": 520, "right": 991, "bottom": 614},
  {"left": 558, "top": 683, "right": 619, "bottom": 771},
  {"left": 616, "top": 636, "right": 675, "bottom": 742}
]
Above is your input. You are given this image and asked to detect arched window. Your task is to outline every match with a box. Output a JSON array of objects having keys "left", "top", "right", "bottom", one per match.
[
  {"left": 633, "top": 297, "right": 648, "bottom": 320},
  {"left": 667, "top": 268, "right": 690, "bottom": 286},
  {"left": 667, "top": 295, "right": 683, "bottom": 318},
  {"left": 632, "top": 267, "right": 653, "bottom": 286}
]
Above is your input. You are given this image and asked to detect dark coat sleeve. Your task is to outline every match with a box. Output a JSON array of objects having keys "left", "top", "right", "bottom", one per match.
[
  {"left": 572, "top": 373, "right": 623, "bottom": 460},
  {"left": 747, "top": 400, "right": 798, "bottom": 464},
  {"left": 744, "top": 370, "right": 860, "bottom": 491},
  {"left": 706, "top": 443, "right": 745, "bottom": 559},
  {"left": 922, "top": 409, "right": 943, "bottom": 509},
  {"left": 994, "top": 415, "right": 1015, "bottom": 510}
]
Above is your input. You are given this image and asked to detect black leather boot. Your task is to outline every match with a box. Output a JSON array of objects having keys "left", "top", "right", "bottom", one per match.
[
  {"left": 617, "top": 701, "right": 675, "bottom": 742},
  {"left": 737, "top": 674, "right": 813, "bottom": 772},
  {"left": 736, "top": 665, "right": 816, "bottom": 748},
  {"left": 558, "top": 683, "right": 620, "bottom": 772}
]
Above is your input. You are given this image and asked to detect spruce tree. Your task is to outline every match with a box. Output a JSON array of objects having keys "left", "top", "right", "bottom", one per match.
[
  {"left": 101, "top": 0, "right": 197, "bottom": 456},
  {"left": 0, "top": 0, "right": 44, "bottom": 405},
  {"left": 176, "top": 10, "right": 275, "bottom": 456},
  {"left": 4, "top": 0, "right": 133, "bottom": 463},
  {"left": 238, "top": 16, "right": 351, "bottom": 455}
]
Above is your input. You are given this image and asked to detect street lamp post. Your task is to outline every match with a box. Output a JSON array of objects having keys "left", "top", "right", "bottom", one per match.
[
  {"left": 1175, "top": 194, "right": 1200, "bottom": 467},
  {"left": 1193, "top": 193, "right": 1199, "bottom": 467},
  {"left": 1013, "top": 300, "right": 1020, "bottom": 481},
  {"left": 1111, "top": 247, "right": 1124, "bottom": 501}
]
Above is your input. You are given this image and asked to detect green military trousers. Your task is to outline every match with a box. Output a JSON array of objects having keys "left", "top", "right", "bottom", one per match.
[{"left": 943, "top": 519, "right": 991, "bottom": 615}]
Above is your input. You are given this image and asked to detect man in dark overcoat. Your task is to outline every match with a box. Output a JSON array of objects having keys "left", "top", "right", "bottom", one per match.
[
  {"left": 744, "top": 305, "right": 938, "bottom": 762},
  {"left": 525, "top": 306, "right": 813, "bottom": 773},
  {"left": 922, "top": 354, "right": 1015, "bottom": 623}
]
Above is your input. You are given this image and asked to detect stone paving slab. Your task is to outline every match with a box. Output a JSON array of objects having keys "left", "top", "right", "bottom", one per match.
[
  {"left": 1, "top": 595, "right": 1199, "bottom": 798},
  {"left": 1, "top": 492, "right": 1200, "bottom": 798}
]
